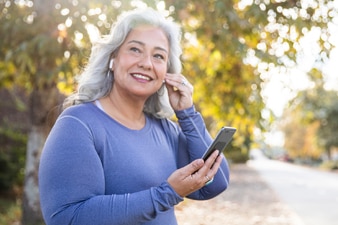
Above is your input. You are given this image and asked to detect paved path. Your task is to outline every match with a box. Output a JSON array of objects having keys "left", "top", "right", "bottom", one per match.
[
  {"left": 175, "top": 164, "right": 303, "bottom": 225},
  {"left": 248, "top": 150, "right": 338, "bottom": 225}
]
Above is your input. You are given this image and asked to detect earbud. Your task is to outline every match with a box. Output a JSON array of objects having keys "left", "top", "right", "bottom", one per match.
[
  {"left": 106, "top": 59, "right": 114, "bottom": 79},
  {"left": 109, "top": 59, "right": 114, "bottom": 70}
]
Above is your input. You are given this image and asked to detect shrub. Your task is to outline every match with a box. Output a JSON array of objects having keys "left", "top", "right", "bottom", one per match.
[{"left": 0, "top": 127, "right": 26, "bottom": 194}]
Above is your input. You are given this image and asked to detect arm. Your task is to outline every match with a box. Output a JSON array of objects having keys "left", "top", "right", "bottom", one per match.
[
  {"left": 175, "top": 106, "right": 230, "bottom": 200},
  {"left": 164, "top": 74, "right": 229, "bottom": 199},
  {"left": 39, "top": 115, "right": 183, "bottom": 225}
]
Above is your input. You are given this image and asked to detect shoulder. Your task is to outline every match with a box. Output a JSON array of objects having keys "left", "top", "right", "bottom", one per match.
[
  {"left": 56, "top": 103, "right": 103, "bottom": 131},
  {"left": 61, "top": 102, "right": 96, "bottom": 117},
  {"left": 59, "top": 102, "right": 105, "bottom": 123},
  {"left": 53, "top": 103, "right": 109, "bottom": 140}
]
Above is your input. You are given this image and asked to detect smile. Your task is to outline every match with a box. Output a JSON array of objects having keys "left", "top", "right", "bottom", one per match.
[{"left": 131, "top": 73, "right": 152, "bottom": 81}]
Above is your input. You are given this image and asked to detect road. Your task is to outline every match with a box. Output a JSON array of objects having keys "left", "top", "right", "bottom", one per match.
[{"left": 248, "top": 149, "right": 338, "bottom": 225}]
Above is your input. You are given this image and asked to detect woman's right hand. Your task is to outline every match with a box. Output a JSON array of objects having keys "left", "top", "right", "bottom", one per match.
[{"left": 167, "top": 150, "right": 222, "bottom": 197}]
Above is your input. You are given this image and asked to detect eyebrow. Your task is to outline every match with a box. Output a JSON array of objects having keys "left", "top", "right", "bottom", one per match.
[{"left": 127, "top": 40, "right": 168, "bottom": 53}]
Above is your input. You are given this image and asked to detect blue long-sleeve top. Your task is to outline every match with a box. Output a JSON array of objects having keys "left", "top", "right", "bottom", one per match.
[{"left": 39, "top": 103, "right": 230, "bottom": 225}]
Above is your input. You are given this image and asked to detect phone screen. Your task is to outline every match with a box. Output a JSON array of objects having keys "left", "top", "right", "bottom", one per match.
[{"left": 202, "top": 127, "right": 236, "bottom": 161}]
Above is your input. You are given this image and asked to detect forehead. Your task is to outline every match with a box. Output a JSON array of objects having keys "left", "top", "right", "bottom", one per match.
[{"left": 124, "top": 25, "right": 169, "bottom": 50}]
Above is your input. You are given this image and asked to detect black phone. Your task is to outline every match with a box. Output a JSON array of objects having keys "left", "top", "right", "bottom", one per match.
[{"left": 201, "top": 127, "right": 237, "bottom": 161}]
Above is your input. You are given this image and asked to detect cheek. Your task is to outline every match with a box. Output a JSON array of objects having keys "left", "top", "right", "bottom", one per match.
[
  {"left": 155, "top": 64, "right": 168, "bottom": 79},
  {"left": 113, "top": 57, "right": 132, "bottom": 77}
]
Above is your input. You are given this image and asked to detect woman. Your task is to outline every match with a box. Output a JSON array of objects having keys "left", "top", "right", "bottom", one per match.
[{"left": 39, "top": 8, "right": 230, "bottom": 225}]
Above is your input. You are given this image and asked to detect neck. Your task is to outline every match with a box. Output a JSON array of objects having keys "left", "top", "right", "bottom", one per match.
[{"left": 100, "top": 91, "right": 146, "bottom": 130}]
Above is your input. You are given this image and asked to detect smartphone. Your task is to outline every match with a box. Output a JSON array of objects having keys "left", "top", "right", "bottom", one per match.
[{"left": 201, "top": 127, "right": 237, "bottom": 161}]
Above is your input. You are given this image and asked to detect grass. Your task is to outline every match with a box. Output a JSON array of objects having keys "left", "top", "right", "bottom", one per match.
[{"left": 0, "top": 197, "right": 21, "bottom": 225}]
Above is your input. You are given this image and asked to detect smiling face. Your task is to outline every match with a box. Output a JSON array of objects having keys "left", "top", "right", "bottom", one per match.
[{"left": 112, "top": 25, "right": 169, "bottom": 100}]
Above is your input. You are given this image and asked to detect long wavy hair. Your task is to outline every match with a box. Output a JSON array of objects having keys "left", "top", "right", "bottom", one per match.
[{"left": 63, "top": 8, "right": 182, "bottom": 118}]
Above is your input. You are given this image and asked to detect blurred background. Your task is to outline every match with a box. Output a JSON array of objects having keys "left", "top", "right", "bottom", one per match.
[{"left": 0, "top": 0, "right": 337, "bottom": 224}]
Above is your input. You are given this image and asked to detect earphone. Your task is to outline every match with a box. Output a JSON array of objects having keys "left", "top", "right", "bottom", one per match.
[
  {"left": 106, "top": 59, "right": 114, "bottom": 79},
  {"left": 109, "top": 59, "right": 114, "bottom": 70}
]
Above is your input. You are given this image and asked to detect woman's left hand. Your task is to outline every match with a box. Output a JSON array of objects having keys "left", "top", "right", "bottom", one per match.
[
  {"left": 165, "top": 73, "right": 193, "bottom": 111},
  {"left": 167, "top": 150, "right": 222, "bottom": 197}
]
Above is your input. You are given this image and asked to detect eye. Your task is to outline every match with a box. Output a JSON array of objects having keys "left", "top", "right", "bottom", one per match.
[
  {"left": 154, "top": 53, "right": 165, "bottom": 60},
  {"left": 130, "top": 47, "right": 141, "bottom": 53}
]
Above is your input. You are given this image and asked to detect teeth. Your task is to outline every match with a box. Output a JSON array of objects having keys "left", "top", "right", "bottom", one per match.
[{"left": 132, "top": 74, "right": 151, "bottom": 80}]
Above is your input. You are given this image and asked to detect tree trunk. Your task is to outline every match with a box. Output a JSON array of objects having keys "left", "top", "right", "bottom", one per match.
[
  {"left": 21, "top": 85, "right": 61, "bottom": 225},
  {"left": 21, "top": 125, "right": 46, "bottom": 225},
  {"left": 20, "top": 0, "right": 60, "bottom": 223},
  {"left": 326, "top": 146, "right": 332, "bottom": 160}
]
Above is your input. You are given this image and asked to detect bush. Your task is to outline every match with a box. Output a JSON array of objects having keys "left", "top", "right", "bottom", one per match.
[
  {"left": 0, "top": 197, "right": 21, "bottom": 225},
  {"left": 320, "top": 160, "right": 338, "bottom": 171},
  {"left": 224, "top": 146, "right": 249, "bottom": 164},
  {"left": 0, "top": 127, "right": 26, "bottom": 194}
]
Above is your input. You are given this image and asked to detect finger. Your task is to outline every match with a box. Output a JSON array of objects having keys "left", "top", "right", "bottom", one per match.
[
  {"left": 164, "top": 77, "right": 178, "bottom": 92},
  {"left": 167, "top": 159, "right": 204, "bottom": 197},
  {"left": 197, "top": 151, "right": 222, "bottom": 179},
  {"left": 204, "top": 154, "right": 223, "bottom": 183},
  {"left": 209, "top": 153, "right": 223, "bottom": 171},
  {"left": 170, "top": 159, "right": 204, "bottom": 181},
  {"left": 165, "top": 74, "right": 191, "bottom": 91},
  {"left": 204, "top": 174, "right": 214, "bottom": 186},
  {"left": 204, "top": 150, "right": 220, "bottom": 169},
  {"left": 183, "top": 159, "right": 204, "bottom": 178}
]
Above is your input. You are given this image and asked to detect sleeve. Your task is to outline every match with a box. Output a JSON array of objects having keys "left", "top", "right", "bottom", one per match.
[
  {"left": 38, "top": 115, "right": 183, "bottom": 225},
  {"left": 174, "top": 106, "right": 230, "bottom": 200}
]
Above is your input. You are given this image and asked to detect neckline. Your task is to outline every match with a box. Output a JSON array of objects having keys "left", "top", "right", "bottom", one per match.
[
  {"left": 95, "top": 100, "right": 104, "bottom": 111},
  {"left": 93, "top": 100, "right": 149, "bottom": 131}
]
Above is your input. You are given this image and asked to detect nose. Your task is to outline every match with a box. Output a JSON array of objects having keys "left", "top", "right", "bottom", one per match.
[{"left": 137, "top": 54, "right": 152, "bottom": 70}]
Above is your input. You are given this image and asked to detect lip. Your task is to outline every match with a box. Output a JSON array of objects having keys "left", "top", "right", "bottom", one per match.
[{"left": 130, "top": 72, "right": 153, "bottom": 82}]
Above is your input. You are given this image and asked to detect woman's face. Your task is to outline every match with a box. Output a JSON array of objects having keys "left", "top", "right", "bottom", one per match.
[{"left": 112, "top": 25, "right": 169, "bottom": 99}]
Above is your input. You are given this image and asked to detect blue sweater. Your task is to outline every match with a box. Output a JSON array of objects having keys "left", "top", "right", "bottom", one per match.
[{"left": 39, "top": 103, "right": 230, "bottom": 225}]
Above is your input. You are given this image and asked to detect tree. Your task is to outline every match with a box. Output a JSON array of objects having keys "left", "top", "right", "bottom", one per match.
[
  {"left": 1, "top": 0, "right": 172, "bottom": 223},
  {"left": 305, "top": 70, "right": 338, "bottom": 159},
  {"left": 165, "top": 0, "right": 336, "bottom": 157},
  {"left": 282, "top": 69, "right": 338, "bottom": 160},
  {"left": 281, "top": 108, "right": 322, "bottom": 160},
  {"left": 0, "top": 0, "right": 336, "bottom": 223},
  {"left": 1, "top": 0, "right": 139, "bottom": 223},
  {"left": 318, "top": 105, "right": 338, "bottom": 159},
  {"left": 1, "top": 0, "right": 69, "bottom": 223}
]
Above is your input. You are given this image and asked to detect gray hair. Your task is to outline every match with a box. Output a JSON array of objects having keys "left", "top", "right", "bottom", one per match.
[{"left": 63, "top": 8, "right": 182, "bottom": 118}]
